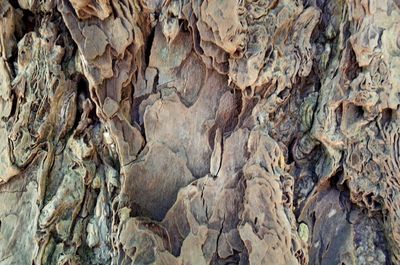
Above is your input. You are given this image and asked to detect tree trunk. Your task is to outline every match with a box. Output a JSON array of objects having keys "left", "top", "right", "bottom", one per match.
[{"left": 0, "top": 0, "right": 398, "bottom": 264}]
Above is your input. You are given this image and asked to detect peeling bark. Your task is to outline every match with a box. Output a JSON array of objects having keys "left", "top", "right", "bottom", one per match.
[{"left": 0, "top": 0, "right": 399, "bottom": 264}]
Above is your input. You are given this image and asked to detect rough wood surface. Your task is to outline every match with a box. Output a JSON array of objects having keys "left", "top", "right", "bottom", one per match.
[{"left": 0, "top": 0, "right": 399, "bottom": 264}]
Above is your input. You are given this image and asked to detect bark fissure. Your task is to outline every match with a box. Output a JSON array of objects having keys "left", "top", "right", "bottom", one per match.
[{"left": 0, "top": 0, "right": 398, "bottom": 264}]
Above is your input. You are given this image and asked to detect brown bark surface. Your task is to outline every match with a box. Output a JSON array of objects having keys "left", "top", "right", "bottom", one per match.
[{"left": 0, "top": 0, "right": 399, "bottom": 264}]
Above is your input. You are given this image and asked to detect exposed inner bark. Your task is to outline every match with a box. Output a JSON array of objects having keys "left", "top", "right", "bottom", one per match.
[{"left": 0, "top": 0, "right": 399, "bottom": 264}]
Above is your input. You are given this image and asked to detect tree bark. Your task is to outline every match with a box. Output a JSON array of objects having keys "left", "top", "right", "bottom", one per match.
[{"left": 0, "top": 0, "right": 398, "bottom": 264}]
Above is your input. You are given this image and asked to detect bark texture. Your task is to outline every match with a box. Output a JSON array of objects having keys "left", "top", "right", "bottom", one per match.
[{"left": 0, "top": 0, "right": 399, "bottom": 264}]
